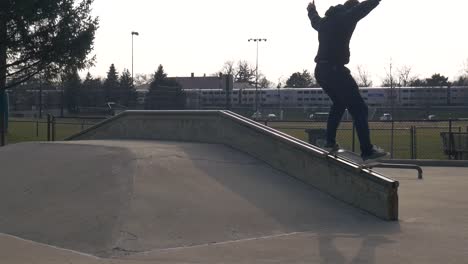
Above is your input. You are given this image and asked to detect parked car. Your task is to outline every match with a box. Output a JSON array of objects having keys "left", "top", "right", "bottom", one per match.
[
  {"left": 267, "top": 113, "right": 277, "bottom": 120},
  {"left": 251, "top": 111, "right": 262, "bottom": 119},
  {"left": 379, "top": 113, "right": 392, "bottom": 121}
]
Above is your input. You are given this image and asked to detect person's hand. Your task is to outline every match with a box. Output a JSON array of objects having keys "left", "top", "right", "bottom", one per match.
[{"left": 307, "top": 1, "right": 316, "bottom": 12}]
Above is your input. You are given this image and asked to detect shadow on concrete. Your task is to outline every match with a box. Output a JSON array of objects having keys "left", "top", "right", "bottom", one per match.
[
  {"left": 180, "top": 143, "right": 401, "bottom": 234},
  {"left": 319, "top": 234, "right": 396, "bottom": 264}
]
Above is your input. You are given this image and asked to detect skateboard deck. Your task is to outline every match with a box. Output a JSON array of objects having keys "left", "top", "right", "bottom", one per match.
[{"left": 318, "top": 145, "right": 422, "bottom": 178}]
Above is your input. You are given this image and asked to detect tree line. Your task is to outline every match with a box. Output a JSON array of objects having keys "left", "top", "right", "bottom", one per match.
[
  {"left": 10, "top": 60, "right": 466, "bottom": 116},
  {"left": 357, "top": 62, "right": 468, "bottom": 88},
  {"left": 219, "top": 60, "right": 468, "bottom": 89},
  {"left": 9, "top": 64, "right": 185, "bottom": 113},
  {"left": 61, "top": 64, "right": 138, "bottom": 112}
]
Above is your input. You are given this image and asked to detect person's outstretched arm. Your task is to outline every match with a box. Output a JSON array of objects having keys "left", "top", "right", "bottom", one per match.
[
  {"left": 347, "top": 0, "right": 381, "bottom": 22},
  {"left": 307, "top": 1, "right": 322, "bottom": 31}
]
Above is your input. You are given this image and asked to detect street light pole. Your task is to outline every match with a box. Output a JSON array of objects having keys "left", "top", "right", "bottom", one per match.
[
  {"left": 389, "top": 59, "right": 395, "bottom": 159},
  {"left": 131, "top": 31, "right": 139, "bottom": 85},
  {"left": 248, "top": 38, "right": 267, "bottom": 114}
]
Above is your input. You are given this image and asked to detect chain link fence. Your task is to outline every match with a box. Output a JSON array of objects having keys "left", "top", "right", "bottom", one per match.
[
  {"left": 3, "top": 113, "right": 468, "bottom": 160},
  {"left": 5, "top": 115, "right": 104, "bottom": 144},
  {"left": 265, "top": 119, "right": 468, "bottom": 160}
]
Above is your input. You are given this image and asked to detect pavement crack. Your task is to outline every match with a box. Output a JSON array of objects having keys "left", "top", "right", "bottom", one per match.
[
  {"left": 128, "top": 232, "right": 305, "bottom": 257},
  {"left": 112, "top": 247, "right": 142, "bottom": 255}
]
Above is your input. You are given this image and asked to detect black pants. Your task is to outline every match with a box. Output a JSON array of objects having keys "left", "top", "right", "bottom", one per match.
[{"left": 315, "top": 63, "right": 373, "bottom": 155}]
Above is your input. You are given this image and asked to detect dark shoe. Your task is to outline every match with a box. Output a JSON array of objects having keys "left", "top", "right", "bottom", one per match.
[{"left": 362, "top": 145, "right": 388, "bottom": 161}]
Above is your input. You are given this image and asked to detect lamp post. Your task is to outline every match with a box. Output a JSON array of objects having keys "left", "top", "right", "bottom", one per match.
[
  {"left": 248, "top": 38, "right": 267, "bottom": 114},
  {"left": 131, "top": 31, "right": 139, "bottom": 85},
  {"left": 390, "top": 61, "right": 395, "bottom": 159}
]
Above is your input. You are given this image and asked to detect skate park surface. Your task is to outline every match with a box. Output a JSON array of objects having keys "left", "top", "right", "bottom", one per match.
[
  {"left": 1, "top": 140, "right": 468, "bottom": 263},
  {"left": 1, "top": 111, "right": 467, "bottom": 263}
]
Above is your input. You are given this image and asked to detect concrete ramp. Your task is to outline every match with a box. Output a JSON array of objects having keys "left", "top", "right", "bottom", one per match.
[
  {"left": 0, "top": 140, "right": 375, "bottom": 258},
  {"left": 67, "top": 111, "right": 399, "bottom": 220}
]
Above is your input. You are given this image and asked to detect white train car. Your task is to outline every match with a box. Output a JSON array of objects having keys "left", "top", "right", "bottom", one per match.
[{"left": 183, "top": 86, "right": 468, "bottom": 109}]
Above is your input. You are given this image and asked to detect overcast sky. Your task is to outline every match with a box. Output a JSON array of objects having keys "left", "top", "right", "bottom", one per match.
[{"left": 86, "top": 0, "right": 468, "bottom": 85}]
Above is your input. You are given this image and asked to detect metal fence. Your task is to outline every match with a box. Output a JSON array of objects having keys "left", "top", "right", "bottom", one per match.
[
  {"left": 3, "top": 114, "right": 468, "bottom": 160},
  {"left": 5, "top": 115, "right": 105, "bottom": 144},
  {"left": 263, "top": 119, "right": 468, "bottom": 160}
]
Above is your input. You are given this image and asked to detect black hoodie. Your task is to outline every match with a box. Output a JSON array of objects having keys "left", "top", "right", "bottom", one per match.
[{"left": 309, "top": 0, "right": 381, "bottom": 65}]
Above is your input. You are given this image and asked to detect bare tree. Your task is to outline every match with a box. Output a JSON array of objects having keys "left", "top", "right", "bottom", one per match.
[
  {"left": 380, "top": 60, "right": 398, "bottom": 109},
  {"left": 397, "top": 65, "right": 415, "bottom": 87},
  {"left": 355, "top": 65, "right": 373, "bottom": 87},
  {"left": 220, "top": 60, "right": 269, "bottom": 86},
  {"left": 452, "top": 59, "right": 468, "bottom": 86},
  {"left": 457, "top": 59, "right": 468, "bottom": 86},
  {"left": 381, "top": 61, "right": 396, "bottom": 87},
  {"left": 276, "top": 76, "right": 286, "bottom": 88},
  {"left": 464, "top": 58, "right": 468, "bottom": 76},
  {"left": 258, "top": 75, "right": 273, "bottom": 88},
  {"left": 220, "top": 61, "right": 236, "bottom": 76}
]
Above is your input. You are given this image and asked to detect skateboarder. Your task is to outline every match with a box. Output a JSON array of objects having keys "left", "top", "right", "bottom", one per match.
[{"left": 307, "top": 0, "right": 387, "bottom": 160}]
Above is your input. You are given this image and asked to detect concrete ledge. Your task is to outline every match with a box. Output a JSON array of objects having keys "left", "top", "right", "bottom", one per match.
[
  {"left": 67, "top": 110, "right": 399, "bottom": 221},
  {"left": 383, "top": 159, "right": 468, "bottom": 168}
]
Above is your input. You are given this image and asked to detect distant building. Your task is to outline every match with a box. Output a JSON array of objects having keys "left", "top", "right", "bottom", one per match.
[
  {"left": 170, "top": 73, "right": 233, "bottom": 91},
  {"left": 135, "top": 73, "right": 234, "bottom": 94},
  {"left": 137, "top": 73, "right": 234, "bottom": 109}
]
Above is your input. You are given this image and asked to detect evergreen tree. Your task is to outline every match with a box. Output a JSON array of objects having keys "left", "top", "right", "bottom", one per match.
[
  {"left": 285, "top": 70, "right": 314, "bottom": 88},
  {"left": 0, "top": 0, "right": 98, "bottom": 145},
  {"left": 151, "top": 65, "right": 167, "bottom": 89},
  {"left": 80, "top": 72, "right": 93, "bottom": 107},
  {"left": 103, "top": 64, "right": 119, "bottom": 103},
  {"left": 409, "top": 74, "right": 450, "bottom": 87},
  {"left": 119, "top": 69, "right": 137, "bottom": 107},
  {"left": 409, "top": 78, "right": 427, "bottom": 87},
  {"left": 426, "top": 74, "right": 450, "bottom": 87},
  {"left": 62, "top": 69, "right": 82, "bottom": 113},
  {"left": 146, "top": 65, "right": 185, "bottom": 110},
  {"left": 0, "top": 0, "right": 98, "bottom": 91},
  {"left": 81, "top": 72, "right": 103, "bottom": 107}
]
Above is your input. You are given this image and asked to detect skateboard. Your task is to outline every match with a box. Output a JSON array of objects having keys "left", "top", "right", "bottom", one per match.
[{"left": 314, "top": 141, "right": 422, "bottom": 178}]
